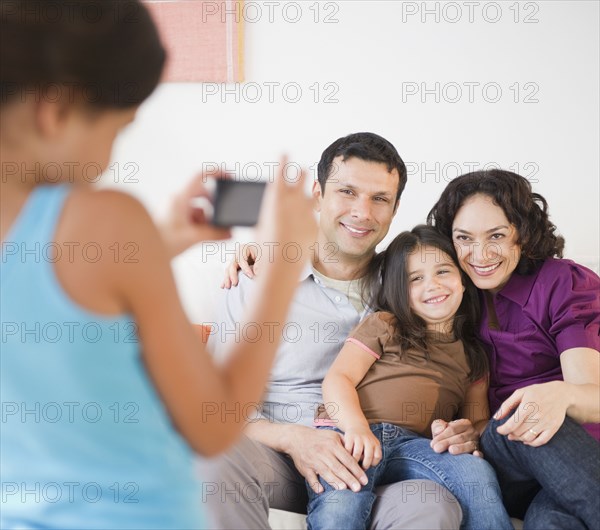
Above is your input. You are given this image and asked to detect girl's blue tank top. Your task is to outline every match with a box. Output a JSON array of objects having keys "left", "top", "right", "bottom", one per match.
[{"left": 1, "top": 185, "right": 204, "bottom": 529}]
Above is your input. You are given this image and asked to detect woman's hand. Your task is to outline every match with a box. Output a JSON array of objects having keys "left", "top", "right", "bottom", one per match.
[
  {"left": 494, "top": 380, "right": 570, "bottom": 447},
  {"left": 343, "top": 425, "right": 382, "bottom": 470},
  {"left": 430, "top": 419, "right": 483, "bottom": 457}
]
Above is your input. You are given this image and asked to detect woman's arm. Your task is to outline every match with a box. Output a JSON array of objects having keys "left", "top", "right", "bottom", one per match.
[
  {"left": 495, "top": 260, "right": 600, "bottom": 446},
  {"left": 495, "top": 347, "right": 599, "bottom": 446},
  {"left": 495, "top": 262, "right": 600, "bottom": 446},
  {"left": 561, "top": 347, "right": 600, "bottom": 423},
  {"left": 323, "top": 341, "right": 381, "bottom": 469},
  {"left": 460, "top": 377, "right": 491, "bottom": 436}
]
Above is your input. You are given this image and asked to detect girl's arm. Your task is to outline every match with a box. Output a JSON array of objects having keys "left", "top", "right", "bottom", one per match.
[
  {"left": 495, "top": 347, "right": 599, "bottom": 446},
  {"left": 322, "top": 341, "right": 381, "bottom": 469},
  {"left": 430, "top": 376, "right": 490, "bottom": 456},
  {"left": 460, "top": 378, "right": 490, "bottom": 457},
  {"left": 431, "top": 378, "right": 489, "bottom": 456},
  {"left": 97, "top": 171, "right": 316, "bottom": 457},
  {"left": 460, "top": 377, "right": 491, "bottom": 436}
]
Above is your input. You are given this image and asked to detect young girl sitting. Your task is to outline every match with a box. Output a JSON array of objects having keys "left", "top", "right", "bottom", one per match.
[
  {"left": 307, "top": 225, "right": 512, "bottom": 530},
  {"left": 1, "top": 1, "right": 315, "bottom": 528}
]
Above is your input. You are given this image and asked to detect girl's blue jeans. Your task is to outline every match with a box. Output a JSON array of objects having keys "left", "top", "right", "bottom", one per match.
[{"left": 306, "top": 423, "right": 513, "bottom": 530}]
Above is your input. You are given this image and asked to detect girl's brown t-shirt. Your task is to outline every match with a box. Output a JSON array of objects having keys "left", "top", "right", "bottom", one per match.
[{"left": 333, "top": 311, "right": 475, "bottom": 438}]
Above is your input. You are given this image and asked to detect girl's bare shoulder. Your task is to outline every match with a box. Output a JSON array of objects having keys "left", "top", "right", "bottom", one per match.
[
  {"left": 58, "top": 187, "right": 157, "bottom": 244},
  {"left": 52, "top": 187, "right": 165, "bottom": 315}
]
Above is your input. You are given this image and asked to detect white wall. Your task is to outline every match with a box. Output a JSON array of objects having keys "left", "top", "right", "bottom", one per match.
[{"left": 104, "top": 0, "right": 599, "bottom": 319}]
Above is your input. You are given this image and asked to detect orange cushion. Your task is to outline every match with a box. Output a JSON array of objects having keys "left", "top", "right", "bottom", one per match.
[{"left": 193, "top": 324, "right": 213, "bottom": 344}]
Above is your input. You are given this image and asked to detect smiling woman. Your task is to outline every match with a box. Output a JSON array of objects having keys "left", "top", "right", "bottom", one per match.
[
  {"left": 451, "top": 194, "right": 522, "bottom": 294},
  {"left": 427, "top": 169, "right": 600, "bottom": 528}
]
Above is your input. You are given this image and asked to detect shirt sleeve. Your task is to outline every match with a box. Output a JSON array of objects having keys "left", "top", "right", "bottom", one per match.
[
  {"left": 547, "top": 262, "right": 600, "bottom": 354},
  {"left": 346, "top": 312, "right": 393, "bottom": 360}
]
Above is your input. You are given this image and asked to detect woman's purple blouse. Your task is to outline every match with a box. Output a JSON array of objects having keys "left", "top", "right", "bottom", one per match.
[{"left": 479, "top": 258, "right": 600, "bottom": 440}]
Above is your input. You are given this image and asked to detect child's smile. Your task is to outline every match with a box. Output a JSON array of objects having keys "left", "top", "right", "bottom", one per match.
[{"left": 408, "top": 245, "right": 465, "bottom": 333}]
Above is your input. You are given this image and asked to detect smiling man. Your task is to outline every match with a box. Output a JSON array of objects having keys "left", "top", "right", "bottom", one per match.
[
  {"left": 200, "top": 133, "right": 463, "bottom": 529},
  {"left": 311, "top": 145, "right": 400, "bottom": 281}
]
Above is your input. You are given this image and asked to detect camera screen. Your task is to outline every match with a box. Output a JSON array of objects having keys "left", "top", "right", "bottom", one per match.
[{"left": 212, "top": 180, "right": 267, "bottom": 227}]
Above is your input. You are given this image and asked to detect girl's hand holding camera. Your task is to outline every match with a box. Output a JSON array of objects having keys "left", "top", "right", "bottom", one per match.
[
  {"left": 163, "top": 157, "right": 316, "bottom": 266},
  {"left": 161, "top": 171, "right": 232, "bottom": 258}
]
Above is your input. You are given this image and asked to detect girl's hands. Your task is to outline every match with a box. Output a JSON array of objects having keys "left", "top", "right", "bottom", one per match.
[
  {"left": 161, "top": 172, "right": 231, "bottom": 258},
  {"left": 494, "top": 380, "right": 570, "bottom": 447},
  {"left": 343, "top": 425, "right": 382, "bottom": 470}
]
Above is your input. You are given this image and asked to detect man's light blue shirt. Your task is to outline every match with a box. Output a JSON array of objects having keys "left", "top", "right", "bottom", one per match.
[{"left": 207, "top": 268, "right": 367, "bottom": 427}]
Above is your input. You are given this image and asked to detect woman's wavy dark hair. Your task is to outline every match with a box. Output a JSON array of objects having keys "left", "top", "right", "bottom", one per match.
[
  {"left": 1, "top": 0, "right": 165, "bottom": 108},
  {"left": 362, "top": 225, "right": 488, "bottom": 381},
  {"left": 427, "top": 170, "right": 564, "bottom": 275}
]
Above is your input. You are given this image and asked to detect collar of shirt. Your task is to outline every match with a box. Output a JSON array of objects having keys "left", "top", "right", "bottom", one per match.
[
  {"left": 492, "top": 266, "right": 541, "bottom": 307},
  {"left": 303, "top": 265, "right": 371, "bottom": 317},
  {"left": 299, "top": 263, "right": 315, "bottom": 282}
]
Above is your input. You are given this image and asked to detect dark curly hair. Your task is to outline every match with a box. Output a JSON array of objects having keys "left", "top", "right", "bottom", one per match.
[
  {"left": 426, "top": 170, "right": 564, "bottom": 275},
  {"left": 362, "top": 225, "right": 488, "bottom": 381}
]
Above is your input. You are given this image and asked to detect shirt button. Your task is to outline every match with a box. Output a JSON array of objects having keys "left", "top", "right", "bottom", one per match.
[{"left": 334, "top": 296, "right": 342, "bottom": 303}]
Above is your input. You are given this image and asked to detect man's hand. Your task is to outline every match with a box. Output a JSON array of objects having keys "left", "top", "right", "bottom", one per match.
[
  {"left": 221, "top": 242, "right": 260, "bottom": 289},
  {"left": 430, "top": 418, "right": 483, "bottom": 457},
  {"left": 285, "top": 426, "right": 369, "bottom": 494},
  {"left": 221, "top": 155, "right": 314, "bottom": 289}
]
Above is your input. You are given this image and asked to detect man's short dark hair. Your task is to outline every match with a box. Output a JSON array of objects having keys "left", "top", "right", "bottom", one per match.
[{"left": 317, "top": 132, "right": 407, "bottom": 203}]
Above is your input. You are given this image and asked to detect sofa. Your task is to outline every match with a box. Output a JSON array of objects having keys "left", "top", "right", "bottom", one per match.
[{"left": 173, "top": 246, "right": 594, "bottom": 529}]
